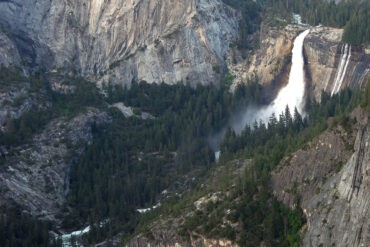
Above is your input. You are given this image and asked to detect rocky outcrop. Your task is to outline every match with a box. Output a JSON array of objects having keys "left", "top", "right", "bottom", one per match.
[
  {"left": 0, "top": 0, "right": 238, "bottom": 86},
  {"left": 272, "top": 109, "right": 370, "bottom": 247},
  {"left": 302, "top": 117, "right": 370, "bottom": 247},
  {"left": 0, "top": 75, "right": 50, "bottom": 132},
  {"left": 0, "top": 108, "right": 111, "bottom": 225},
  {"left": 126, "top": 220, "right": 237, "bottom": 247},
  {"left": 124, "top": 208, "right": 231, "bottom": 247},
  {"left": 304, "top": 26, "right": 370, "bottom": 101},
  {"left": 271, "top": 125, "right": 356, "bottom": 209},
  {"left": 0, "top": 30, "right": 21, "bottom": 67}
]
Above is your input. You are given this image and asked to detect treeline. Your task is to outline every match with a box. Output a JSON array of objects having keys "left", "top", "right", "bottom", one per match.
[
  {"left": 66, "top": 81, "right": 262, "bottom": 244},
  {"left": 362, "top": 78, "right": 370, "bottom": 110},
  {"left": 0, "top": 75, "right": 103, "bottom": 148},
  {"left": 262, "top": 0, "right": 370, "bottom": 45},
  {"left": 222, "top": 0, "right": 262, "bottom": 49},
  {"left": 0, "top": 205, "right": 60, "bottom": 247},
  {"left": 222, "top": 88, "right": 362, "bottom": 158},
  {"left": 223, "top": 0, "right": 369, "bottom": 46},
  {"left": 342, "top": 2, "right": 370, "bottom": 45},
  {"left": 180, "top": 88, "right": 363, "bottom": 246}
]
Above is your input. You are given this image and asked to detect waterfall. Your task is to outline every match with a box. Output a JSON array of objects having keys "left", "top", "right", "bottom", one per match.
[
  {"left": 211, "top": 29, "right": 311, "bottom": 155},
  {"left": 331, "top": 44, "right": 351, "bottom": 96},
  {"left": 230, "top": 29, "right": 310, "bottom": 133},
  {"left": 269, "top": 29, "right": 310, "bottom": 117}
]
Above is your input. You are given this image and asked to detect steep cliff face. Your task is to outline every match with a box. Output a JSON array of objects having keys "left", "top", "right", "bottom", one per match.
[
  {"left": 0, "top": 31, "right": 21, "bottom": 67},
  {"left": 272, "top": 109, "right": 370, "bottom": 247},
  {"left": 0, "top": 109, "right": 111, "bottom": 225},
  {"left": 302, "top": 117, "right": 370, "bottom": 247},
  {"left": 0, "top": 0, "right": 238, "bottom": 86},
  {"left": 304, "top": 26, "right": 370, "bottom": 101},
  {"left": 271, "top": 125, "right": 356, "bottom": 209},
  {"left": 229, "top": 25, "right": 305, "bottom": 90}
]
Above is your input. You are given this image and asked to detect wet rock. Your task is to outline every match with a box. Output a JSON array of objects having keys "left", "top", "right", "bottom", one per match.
[{"left": 304, "top": 26, "right": 370, "bottom": 101}]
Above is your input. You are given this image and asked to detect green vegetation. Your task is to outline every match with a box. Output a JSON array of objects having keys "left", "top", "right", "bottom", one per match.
[
  {"left": 223, "top": 0, "right": 370, "bottom": 46},
  {"left": 177, "top": 88, "right": 362, "bottom": 246},
  {"left": 362, "top": 78, "right": 370, "bottom": 110},
  {"left": 0, "top": 64, "right": 366, "bottom": 246},
  {"left": 262, "top": 0, "right": 370, "bottom": 45},
  {"left": 66, "top": 81, "right": 262, "bottom": 244},
  {"left": 0, "top": 75, "right": 104, "bottom": 148},
  {"left": 0, "top": 204, "right": 60, "bottom": 247},
  {"left": 342, "top": 3, "right": 370, "bottom": 45},
  {"left": 222, "top": 0, "right": 262, "bottom": 49}
]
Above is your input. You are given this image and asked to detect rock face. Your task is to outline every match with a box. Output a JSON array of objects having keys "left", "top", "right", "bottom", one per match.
[
  {"left": 0, "top": 30, "right": 21, "bottom": 67},
  {"left": 304, "top": 26, "right": 370, "bottom": 101},
  {"left": 229, "top": 25, "right": 305, "bottom": 89},
  {"left": 127, "top": 233, "right": 237, "bottom": 247},
  {"left": 229, "top": 25, "right": 369, "bottom": 101},
  {"left": 0, "top": 108, "right": 111, "bottom": 225},
  {"left": 272, "top": 109, "right": 370, "bottom": 247},
  {"left": 302, "top": 117, "right": 370, "bottom": 247},
  {"left": 271, "top": 125, "right": 356, "bottom": 209},
  {"left": 0, "top": 0, "right": 238, "bottom": 86},
  {"left": 0, "top": 75, "right": 50, "bottom": 132}
]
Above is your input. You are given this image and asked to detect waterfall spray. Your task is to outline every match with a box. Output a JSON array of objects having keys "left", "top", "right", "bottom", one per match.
[
  {"left": 211, "top": 29, "right": 310, "bottom": 156},
  {"left": 230, "top": 29, "right": 310, "bottom": 133}
]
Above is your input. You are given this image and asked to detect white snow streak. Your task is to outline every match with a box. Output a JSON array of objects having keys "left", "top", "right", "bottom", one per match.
[{"left": 331, "top": 44, "right": 351, "bottom": 96}]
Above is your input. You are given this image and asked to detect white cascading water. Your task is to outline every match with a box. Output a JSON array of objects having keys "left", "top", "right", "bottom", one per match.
[
  {"left": 331, "top": 44, "right": 351, "bottom": 96},
  {"left": 231, "top": 29, "right": 310, "bottom": 133}
]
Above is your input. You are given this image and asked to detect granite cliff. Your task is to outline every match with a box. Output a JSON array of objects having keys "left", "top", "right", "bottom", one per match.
[
  {"left": 272, "top": 108, "right": 370, "bottom": 247},
  {"left": 0, "top": 0, "right": 238, "bottom": 86},
  {"left": 0, "top": 108, "right": 111, "bottom": 226},
  {"left": 304, "top": 26, "right": 370, "bottom": 101}
]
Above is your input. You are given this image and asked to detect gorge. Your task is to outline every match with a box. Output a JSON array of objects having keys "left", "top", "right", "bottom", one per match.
[{"left": 0, "top": 0, "right": 369, "bottom": 246}]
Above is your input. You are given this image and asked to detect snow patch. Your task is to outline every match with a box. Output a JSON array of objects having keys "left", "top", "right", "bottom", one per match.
[{"left": 137, "top": 202, "right": 161, "bottom": 214}]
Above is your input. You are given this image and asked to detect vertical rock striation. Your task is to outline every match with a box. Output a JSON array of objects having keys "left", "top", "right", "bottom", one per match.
[
  {"left": 272, "top": 109, "right": 370, "bottom": 247},
  {"left": 0, "top": 0, "right": 238, "bottom": 86},
  {"left": 302, "top": 118, "right": 370, "bottom": 247},
  {"left": 304, "top": 26, "right": 370, "bottom": 101}
]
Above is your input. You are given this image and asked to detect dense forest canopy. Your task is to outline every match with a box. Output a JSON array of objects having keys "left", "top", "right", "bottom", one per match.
[{"left": 223, "top": 0, "right": 370, "bottom": 45}]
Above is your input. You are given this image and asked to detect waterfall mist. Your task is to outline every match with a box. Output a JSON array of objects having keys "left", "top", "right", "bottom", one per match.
[{"left": 209, "top": 29, "right": 310, "bottom": 151}]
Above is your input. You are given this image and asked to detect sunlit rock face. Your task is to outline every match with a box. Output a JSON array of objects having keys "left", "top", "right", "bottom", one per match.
[
  {"left": 229, "top": 25, "right": 305, "bottom": 89},
  {"left": 0, "top": 0, "right": 238, "bottom": 86},
  {"left": 304, "top": 26, "right": 370, "bottom": 101}
]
